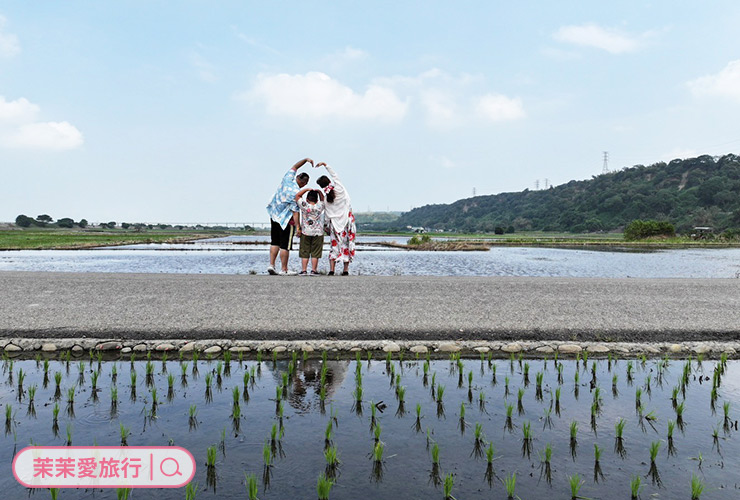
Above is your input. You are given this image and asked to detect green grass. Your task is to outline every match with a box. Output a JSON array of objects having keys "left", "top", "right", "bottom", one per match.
[
  {"left": 245, "top": 474, "right": 258, "bottom": 500},
  {"left": 630, "top": 475, "right": 642, "bottom": 499},
  {"left": 504, "top": 473, "right": 517, "bottom": 498},
  {"left": 0, "top": 228, "right": 222, "bottom": 250},
  {"left": 317, "top": 473, "right": 334, "bottom": 500},
  {"left": 691, "top": 473, "right": 705, "bottom": 499}
]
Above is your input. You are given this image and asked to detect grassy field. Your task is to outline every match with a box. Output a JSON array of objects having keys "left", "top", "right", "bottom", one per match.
[{"left": 0, "top": 229, "right": 228, "bottom": 250}]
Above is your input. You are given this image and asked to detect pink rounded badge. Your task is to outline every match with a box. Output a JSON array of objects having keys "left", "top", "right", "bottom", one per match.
[{"left": 13, "top": 446, "right": 196, "bottom": 488}]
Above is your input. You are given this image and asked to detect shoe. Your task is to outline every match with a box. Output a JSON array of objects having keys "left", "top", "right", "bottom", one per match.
[
  {"left": 279, "top": 270, "right": 298, "bottom": 276},
  {"left": 327, "top": 271, "right": 334, "bottom": 276},
  {"left": 341, "top": 271, "right": 349, "bottom": 276},
  {"left": 299, "top": 271, "right": 308, "bottom": 275},
  {"left": 311, "top": 270, "right": 320, "bottom": 275},
  {"left": 267, "top": 266, "right": 277, "bottom": 275}
]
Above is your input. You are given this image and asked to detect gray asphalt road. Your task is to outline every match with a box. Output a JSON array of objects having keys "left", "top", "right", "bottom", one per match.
[{"left": 0, "top": 272, "right": 738, "bottom": 342}]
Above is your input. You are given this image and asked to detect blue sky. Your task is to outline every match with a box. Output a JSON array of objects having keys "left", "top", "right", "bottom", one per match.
[{"left": 1, "top": 1, "right": 740, "bottom": 224}]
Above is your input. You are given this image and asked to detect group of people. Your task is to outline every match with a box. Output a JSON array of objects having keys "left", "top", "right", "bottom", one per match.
[{"left": 266, "top": 158, "right": 356, "bottom": 276}]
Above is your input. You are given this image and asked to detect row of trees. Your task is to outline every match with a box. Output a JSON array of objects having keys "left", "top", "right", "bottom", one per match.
[
  {"left": 15, "top": 214, "right": 89, "bottom": 228},
  {"left": 391, "top": 154, "right": 740, "bottom": 234}
]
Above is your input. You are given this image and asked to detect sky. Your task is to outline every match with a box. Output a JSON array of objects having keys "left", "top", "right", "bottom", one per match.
[{"left": 1, "top": 1, "right": 740, "bottom": 224}]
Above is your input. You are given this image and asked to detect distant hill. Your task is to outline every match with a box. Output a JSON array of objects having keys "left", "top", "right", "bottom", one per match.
[
  {"left": 390, "top": 154, "right": 740, "bottom": 233},
  {"left": 354, "top": 211, "right": 401, "bottom": 227}
]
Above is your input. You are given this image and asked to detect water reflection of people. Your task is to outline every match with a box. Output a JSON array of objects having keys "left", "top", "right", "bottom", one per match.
[{"left": 266, "top": 359, "right": 349, "bottom": 413}]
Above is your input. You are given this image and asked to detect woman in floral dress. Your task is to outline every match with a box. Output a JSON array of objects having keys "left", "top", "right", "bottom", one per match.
[{"left": 315, "top": 162, "right": 356, "bottom": 275}]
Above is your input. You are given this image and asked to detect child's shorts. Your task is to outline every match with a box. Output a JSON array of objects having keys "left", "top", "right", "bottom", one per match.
[{"left": 299, "top": 234, "right": 324, "bottom": 259}]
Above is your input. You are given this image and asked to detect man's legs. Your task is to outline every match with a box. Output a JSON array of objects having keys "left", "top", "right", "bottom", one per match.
[
  {"left": 301, "top": 257, "right": 309, "bottom": 273},
  {"left": 269, "top": 245, "right": 279, "bottom": 268},
  {"left": 310, "top": 257, "right": 319, "bottom": 272},
  {"left": 279, "top": 249, "right": 290, "bottom": 272}
]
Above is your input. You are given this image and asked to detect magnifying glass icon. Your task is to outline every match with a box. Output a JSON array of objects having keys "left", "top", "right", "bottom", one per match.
[{"left": 160, "top": 458, "right": 182, "bottom": 477}]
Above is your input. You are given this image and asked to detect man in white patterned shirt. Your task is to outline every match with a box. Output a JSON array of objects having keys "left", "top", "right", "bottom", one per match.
[{"left": 266, "top": 157, "right": 312, "bottom": 275}]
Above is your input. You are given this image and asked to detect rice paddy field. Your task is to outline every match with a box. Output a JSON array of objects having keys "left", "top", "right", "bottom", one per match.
[{"left": 1, "top": 350, "right": 738, "bottom": 499}]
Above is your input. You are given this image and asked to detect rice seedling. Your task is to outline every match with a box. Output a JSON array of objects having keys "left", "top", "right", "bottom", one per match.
[
  {"left": 503, "top": 473, "right": 517, "bottom": 499},
  {"left": 675, "top": 401, "right": 685, "bottom": 427},
  {"left": 115, "top": 488, "right": 132, "bottom": 500},
  {"left": 324, "top": 419, "right": 333, "bottom": 449},
  {"left": 324, "top": 445, "right": 339, "bottom": 478},
  {"left": 535, "top": 371, "right": 544, "bottom": 400},
  {"left": 442, "top": 473, "right": 454, "bottom": 500},
  {"left": 65, "top": 423, "right": 72, "bottom": 446},
  {"left": 373, "top": 422, "right": 382, "bottom": 443},
  {"left": 557, "top": 362, "right": 564, "bottom": 385},
  {"left": 17, "top": 368, "right": 25, "bottom": 392},
  {"left": 396, "top": 386, "right": 406, "bottom": 417},
  {"left": 467, "top": 369, "right": 473, "bottom": 388},
  {"left": 120, "top": 423, "right": 130, "bottom": 446},
  {"left": 630, "top": 475, "right": 642, "bottom": 499},
  {"left": 4, "top": 404, "right": 12, "bottom": 433},
  {"left": 413, "top": 403, "right": 423, "bottom": 432},
  {"left": 27, "top": 384, "right": 36, "bottom": 403},
  {"left": 317, "top": 472, "right": 334, "bottom": 499},
  {"left": 206, "top": 445, "right": 217, "bottom": 468},
  {"left": 691, "top": 473, "right": 705, "bottom": 499},
  {"left": 50, "top": 488, "right": 60, "bottom": 500},
  {"left": 517, "top": 387, "right": 525, "bottom": 415},
  {"left": 521, "top": 420, "right": 532, "bottom": 458},
  {"left": 77, "top": 361, "right": 85, "bottom": 385},
  {"left": 145, "top": 360, "right": 154, "bottom": 386},
  {"left": 188, "top": 404, "right": 198, "bottom": 430},
  {"left": 479, "top": 390, "right": 486, "bottom": 411},
  {"left": 436, "top": 385, "right": 445, "bottom": 418},
  {"left": 723, "top": 401, "right": 731, "bottom": 429},
  {"left": 543, "top": 407, "right": 553, "bottom": 430},
  {"left": 635, "top": 387, "right": 642, "bottom": 411},
  {"left": 372, "top": 442, "right": 385, "bottom": 482},
  {"left": 54, "top": 372, "right": 62, "bottom": 399},
  {"left": 614, "top": 418, "right": 626, "bottom": 458},
  {"left": 472, "top": 422, "right": 485, "bottom": 458},
  {"left": 66, "top": 386, "right": 75, "bottom": 405},
  {"left": 569, "top": 421, "right": 578, "bottom": 460},
  {"left": 204, "top": 373, "right": 213, "bottom": 403},
  {"left": 505, "top": 404, "right": 514, "bottom": 431},
  {"left": 459, "top": 402, "right": 466, "bottom": 433},
  {"left": 555, "top": 386, "right": 562, "bottom": 415},
  {"left": 111, "top": 362, "right": 117, "bottom": 382},
  {"left": 504, "top": 376, "right": 510, "bottom": 397},
  {"left": 491, "top": 362, "right": 497, "bottom": 384},
  {"left": 523, "top": 362, "right": 530, "bottom": 386},
  {"left": 568, "top": 473, "right": 584, "bottom": 499},
  {"left": 245, "top": 473, "right": 258, "bottom": 500},
  {"left": 184, "top": 481, "right": 199, "bottom": 500},
  {"left": 645, "top": 440, "right": 663, "bottom": 487},
  {"left": 167, "top": 373, "right": 174, "bottom": 400},
  {"left": 627, "top": 360, "right": 634, "bottom": 383}
]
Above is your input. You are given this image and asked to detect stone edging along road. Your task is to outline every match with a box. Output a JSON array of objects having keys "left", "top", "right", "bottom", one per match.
[{"left": 2, "top": 338, "right": 739, "bottom": 358}]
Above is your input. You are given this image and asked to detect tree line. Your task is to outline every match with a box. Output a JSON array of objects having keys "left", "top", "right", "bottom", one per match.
[{"left": 378, "top": 154, "right": 740, "bottom": 234}]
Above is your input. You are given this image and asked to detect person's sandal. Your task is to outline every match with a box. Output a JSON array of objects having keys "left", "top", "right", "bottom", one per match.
[
  {"left": 299, "top": 271, "right": 307, "bottom": 275},
  {"left": 328, "top": 271, "right": 334, "bottom": 276},
  {"left": 341, "top": 271, "right": 349, "bottom": 276}
]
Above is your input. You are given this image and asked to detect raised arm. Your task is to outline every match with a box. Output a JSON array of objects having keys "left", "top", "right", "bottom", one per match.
[
  {"left": 294, "top": 187, "right": 312, "bottom": 201},
  {"left": 291, "top": 157, "right": 314, "bottom": 171},
  {"left": 315, "top": 162, "right": 340, "bottom": 183}
]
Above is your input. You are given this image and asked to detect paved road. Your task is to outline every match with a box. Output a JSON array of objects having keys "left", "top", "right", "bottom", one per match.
[{"left": 0, "top": 272, "right": 738, "bottom": 342}]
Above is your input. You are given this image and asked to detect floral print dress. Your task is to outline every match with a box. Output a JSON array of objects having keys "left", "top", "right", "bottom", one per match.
[{"left": 328, "top": 210, "right": 356, "bottom": 263}]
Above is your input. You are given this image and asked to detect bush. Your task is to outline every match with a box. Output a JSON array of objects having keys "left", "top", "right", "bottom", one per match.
[
  {"left": 494, "top": 227, "right": 504, "bottom": 235},
  {"left": 624, "top": 220, "right": 675, "bottom": 241},
  {"left": 15, "top": 214, "right": 34, "bottom": 227},
  {"left": 408, "top": 234, "right": 431, "bottom": 245}
]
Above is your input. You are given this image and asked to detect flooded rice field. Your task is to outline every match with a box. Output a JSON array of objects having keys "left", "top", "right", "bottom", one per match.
[
  {"left": 1, "top": 351, "right": 739, "bottom": 498},
  {"left": 2, "top": 235, "right": 740, "bottom": 277}
]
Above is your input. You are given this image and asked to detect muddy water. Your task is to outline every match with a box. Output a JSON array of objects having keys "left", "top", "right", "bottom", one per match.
[{"left": 1, "top": 355, "right": 738, "bottom": 499}]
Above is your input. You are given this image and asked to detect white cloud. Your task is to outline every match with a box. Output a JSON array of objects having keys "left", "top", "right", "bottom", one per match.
[
  {"left": 688, "top": 60, "right": 740, "bottom": 103},
  {"left": 476, "top": 94, "right": 526, "bottom": 122},
  {"left": 553, "top": 24, "right": 642, "bottom": 54},
  {"left": 245, "top": 71, "right": 408, "bottom": 121},
  {"left": 0, "top": 96, "right": 39, "bottom": 123},
  {"left": 0, "top": 15, "right": 20, "bottom": 58},
  {"left": 0, "top": 96, "right": 83, "bottom": 150}
]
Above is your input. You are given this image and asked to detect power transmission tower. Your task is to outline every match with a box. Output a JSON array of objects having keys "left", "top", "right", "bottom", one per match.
[
  {"left": 544, "top": 178, "right": 550, "bottom": 189},
  {"left": 602, "top": 151, "right": 609, "bottom": 174},
  {"left": 472, "top": 187, "right": 477, "bottom": 197},
  {"left": 535, "top": 179, "right": 540, "bottom": 190}
]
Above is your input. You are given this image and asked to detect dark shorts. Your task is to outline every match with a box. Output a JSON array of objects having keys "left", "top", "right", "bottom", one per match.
[
  {"left": 299, "top": 234, "right": 324, "bottom": 259},
  {"left": 270, "top": 220, "right": 295, "bottom": 251}
]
